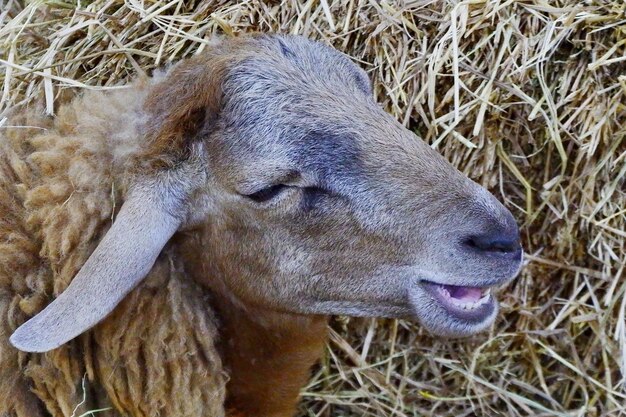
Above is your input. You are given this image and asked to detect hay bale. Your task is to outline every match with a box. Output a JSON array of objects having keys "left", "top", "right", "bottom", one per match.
[{"left": 1, "top": 1, "right": 624, "bottom": 415}]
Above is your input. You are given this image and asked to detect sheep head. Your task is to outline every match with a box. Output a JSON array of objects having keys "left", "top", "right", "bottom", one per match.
[{"left": 10, "top": 34, "right": 522, "bottom": 353}]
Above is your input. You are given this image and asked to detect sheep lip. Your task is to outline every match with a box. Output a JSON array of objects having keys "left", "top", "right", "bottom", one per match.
[{"left": 419, "top": 281, "right": 496, "bottom": 322}]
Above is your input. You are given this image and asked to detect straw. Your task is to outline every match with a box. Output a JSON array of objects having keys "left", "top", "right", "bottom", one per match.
[{"left": 1, "top": 1, "right": 624, "bottom": 416}]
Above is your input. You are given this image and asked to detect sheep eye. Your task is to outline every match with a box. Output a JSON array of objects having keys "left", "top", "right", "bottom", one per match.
[
  {"left": 245, "top": 184, "right": 330, "bottom": 208},
  {"left": 246, "top": 184, "right": 288, "bottom": 203}
]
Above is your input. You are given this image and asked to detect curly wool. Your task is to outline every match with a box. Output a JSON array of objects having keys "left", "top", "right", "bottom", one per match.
[{"left": 0, "top": 83, "right": 226, "bottom": 417}]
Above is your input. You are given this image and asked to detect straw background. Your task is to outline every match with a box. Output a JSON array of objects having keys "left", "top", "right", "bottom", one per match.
[{"left": 1, "top": 1, "right": 625, "bottom": 416}]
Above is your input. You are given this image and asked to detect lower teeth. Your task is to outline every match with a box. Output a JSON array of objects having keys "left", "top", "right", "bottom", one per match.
[{"left": 437, "top": 287, "right": 491, "bottom": 310}]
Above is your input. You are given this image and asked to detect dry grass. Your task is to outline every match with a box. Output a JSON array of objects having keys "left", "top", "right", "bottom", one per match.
[{"left": 1, "top": 0, "right": 625, "bottom": 416}]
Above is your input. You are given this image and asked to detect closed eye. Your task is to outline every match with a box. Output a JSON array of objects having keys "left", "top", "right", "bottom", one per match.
[
  {"left": 244, "top": 184, "right": 331, "bottom": 208},
  {"left": 246, "top": 184, "right": 289, "bottom": 203}
]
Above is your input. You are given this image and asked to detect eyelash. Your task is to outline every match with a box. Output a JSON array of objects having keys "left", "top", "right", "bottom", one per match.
[
  {"left": 245, "top": 185, "right": 328, "bottom": 209},
  {"left": 246, "top": 184, "right": 289, "bottom": 203}
]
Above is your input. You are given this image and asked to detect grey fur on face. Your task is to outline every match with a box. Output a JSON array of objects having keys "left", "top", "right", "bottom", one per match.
[{"left": 198, "top": 34, "right": 522, "bottom": 336}]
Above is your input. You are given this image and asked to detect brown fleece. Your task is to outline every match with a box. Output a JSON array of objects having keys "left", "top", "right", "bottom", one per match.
[{"left": 0, "top": 83, "right": 226, "bottom": 417}]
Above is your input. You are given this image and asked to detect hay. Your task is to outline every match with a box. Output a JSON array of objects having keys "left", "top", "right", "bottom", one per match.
[{"left": 1, "top": 0, "right": 625, "bottom": 416}]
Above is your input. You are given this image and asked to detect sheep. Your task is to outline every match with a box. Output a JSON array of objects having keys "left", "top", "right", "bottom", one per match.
[{"left": 0, "top": 34, "right": 522, "bottom": 417}]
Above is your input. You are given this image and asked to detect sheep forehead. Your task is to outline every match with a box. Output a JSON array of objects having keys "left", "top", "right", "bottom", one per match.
[
  {"left": 223, "top": 36, "right": 372, "bottom": 125},
  {"left": 242, "top": 35, "right": 370, "bottom": 94},
  {"left": 217, "top": 35, "right": 380, "bottom": 185}
]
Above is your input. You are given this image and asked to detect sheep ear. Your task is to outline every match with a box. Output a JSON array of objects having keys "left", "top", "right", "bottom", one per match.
[
  {"left": 139, "top": 52, "right": 231, "bottom": 166},
  {"left": 10, "top": 187, "right": 181, "bottom": 353},
  {"left": 10, "top": 45, "right": 239, "bottom": 353}
]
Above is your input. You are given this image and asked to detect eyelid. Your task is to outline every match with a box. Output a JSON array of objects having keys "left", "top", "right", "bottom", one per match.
[
  {"left": 238, "top": 170, "right": 304, "bottom": 195},
  {"left": 246, "top": 184, "right": 289, "bottom": 203},
  {"left": 244, "top": 183, "right": 332, "bottom": 206}
]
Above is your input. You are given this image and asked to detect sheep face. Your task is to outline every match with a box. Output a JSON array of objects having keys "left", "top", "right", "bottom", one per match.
[
  {"left": 10, "top": 34, "right": 523, "bottom": 353},
  {"left": 191, "top": 35, "right": 523, "bottom": 337}
]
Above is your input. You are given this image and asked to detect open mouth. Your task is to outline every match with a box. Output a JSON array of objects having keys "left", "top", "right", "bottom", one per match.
[{"left": 419, "top": 281, "right": 496, "bottom": 322}]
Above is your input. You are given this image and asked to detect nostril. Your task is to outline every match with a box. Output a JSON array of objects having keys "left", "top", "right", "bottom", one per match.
[{"left": 464, "top": 233, "right": 521, "bottom": 254}]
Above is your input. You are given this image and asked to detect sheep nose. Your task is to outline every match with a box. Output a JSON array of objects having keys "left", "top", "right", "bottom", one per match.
[{"left": 463, "top": 226, "right": 521, "bottom": 257}]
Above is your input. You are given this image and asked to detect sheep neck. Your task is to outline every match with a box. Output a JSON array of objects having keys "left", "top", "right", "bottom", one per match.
[
  {"left": 174, "top": 232, "right": 329, "bottom": 417},
  {"left": 214, "top": 293, "right": 328, "bottom": 417}
]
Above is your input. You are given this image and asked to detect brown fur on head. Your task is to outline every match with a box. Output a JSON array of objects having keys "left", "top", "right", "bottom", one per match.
[{"left": 9, "top": 34, "right": 522, "bottom": 415}]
